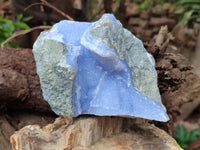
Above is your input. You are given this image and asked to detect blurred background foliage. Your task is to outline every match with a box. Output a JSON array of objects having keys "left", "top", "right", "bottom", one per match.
[
  {"left": 175, "top": 125, "right": 200, "bottom": 149},
  {"left": 0, "top": 14, "right": 32, "bottom": 47}
]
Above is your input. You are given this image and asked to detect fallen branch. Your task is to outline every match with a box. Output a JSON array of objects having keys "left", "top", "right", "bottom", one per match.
[
  {"left": 1, "top": 25, "right": 51, "bottom": 48},
  {"left": 0, "top": 47, "right": 54, "bottom": 113},
  {"left": 147, "top": 25, "right": 174, "bottom": 56},
  {"left": 24, "top": 0, "right": 74, "bottom": 21},
  {"left": 160, "top": 33, "right": 174, "bottom": 54}
]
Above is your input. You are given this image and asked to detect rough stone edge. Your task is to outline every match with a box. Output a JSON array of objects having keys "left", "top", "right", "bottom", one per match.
[
  {"left": 33, "top": 31, "right": 76, "bottom": 116},
  {"left": 87, "top": 15, "right": 165, "bottom": 109}
]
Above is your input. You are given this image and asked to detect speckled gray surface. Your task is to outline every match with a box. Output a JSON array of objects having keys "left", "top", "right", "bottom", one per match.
[{"left": 33, "top": 31, "right": 76, "bottom": 115}]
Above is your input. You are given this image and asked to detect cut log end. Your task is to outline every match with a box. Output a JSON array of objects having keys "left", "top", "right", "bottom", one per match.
[{"left": 10, "top": 116, "right": 183, "bottom": 150}]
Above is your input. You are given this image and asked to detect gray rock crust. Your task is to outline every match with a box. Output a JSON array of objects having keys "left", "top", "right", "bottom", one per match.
[
  {"left": 33, "top": 31, "right": 76, "bottom": 116},
  {"left": 89, "top": 16, "right": 164, "bottom": 109}
]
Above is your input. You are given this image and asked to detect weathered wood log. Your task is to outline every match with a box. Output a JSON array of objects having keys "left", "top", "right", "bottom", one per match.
[
  {"left": 0, "top": 48, "right": 53, "bottom": 113},
  {"left": 10, "top": 116, "right": 183, "bottom": 150},
  {"left": 146, "top": 26, "right": 200, "bottom": 131},
  {"left": 156, "top": 53, "right": 200, "bottom": 120},
  {"left": 146, "top": 52, "right": 199, "bottom": 135}
]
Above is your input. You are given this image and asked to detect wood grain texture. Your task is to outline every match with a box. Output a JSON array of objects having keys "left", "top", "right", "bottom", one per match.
[{"left": 0, "top": 48, "right": 53, "bottom": 113}]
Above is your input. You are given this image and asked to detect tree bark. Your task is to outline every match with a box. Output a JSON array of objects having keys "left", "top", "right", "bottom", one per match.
[{"left": 0, "top": 48, "right": 53, "bottom": 113}]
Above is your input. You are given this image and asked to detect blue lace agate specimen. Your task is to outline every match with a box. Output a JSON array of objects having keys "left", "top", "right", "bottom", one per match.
[{"left": 33, "top": 14, "right": 169, "bottom": 122}]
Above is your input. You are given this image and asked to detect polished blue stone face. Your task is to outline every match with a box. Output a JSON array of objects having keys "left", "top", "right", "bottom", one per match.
[{"left": 46, "top": 14, "right": 169, "bottom": 122}]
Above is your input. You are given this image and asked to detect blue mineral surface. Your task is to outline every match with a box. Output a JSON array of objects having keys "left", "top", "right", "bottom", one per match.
[{"left": 36, "top": 14, "right": 169, "bottom": 122}]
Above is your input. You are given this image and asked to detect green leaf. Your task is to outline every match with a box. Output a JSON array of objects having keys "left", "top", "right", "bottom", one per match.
[
  {"left": 176, "top": 0, "right": 200, "bottom": 6},
  {"left": 187, "top": 15, "right": 200, "bottom": 22},
  {"left": 136, "top": 0, "right": 151, "bottom": 12},
  {"left": 175, "top": 125, "right": 200, "bottom": 149},
  {"left": 1, "top": 21, "right": 15, "bottom": 33},
  {"left": 22, "top": 16, "right": 33, "bottom": 22},
  {"left": 17, "top": 14, "right": 23, "bottom": 21},
  {"left": 172, "top": 10, "right": 194, "bottom": 32},
  {"left": 0, "top": 15, "right": 28, "bottom": 47},
  {"left": 175, "top": 125, "right": 188, "bottom": 142},
  {"left": 188, "top": 128, "right": 200, "bottom": 141},
  {"left": 0, "top": 16, "right": 8, "bottom": 23},
  {"left": 13, "top": 22, "right": 30, "bottom": 29},
  {"left": 181, "top": 143, "right": 189, "bottom": 149},
  {"left": 114, "top": 0, "right": 120, "bottom": 3},
  {"left": 5, "top": 41, "right": 20, "bottom": 48}
]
